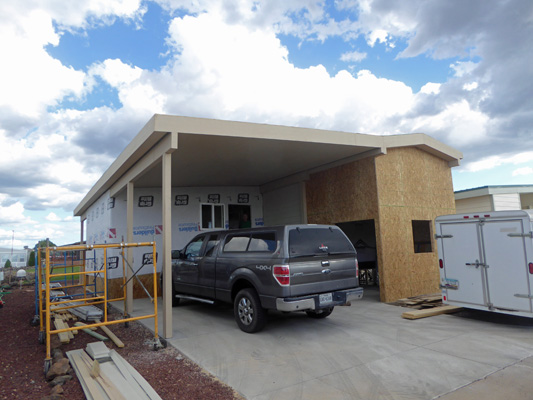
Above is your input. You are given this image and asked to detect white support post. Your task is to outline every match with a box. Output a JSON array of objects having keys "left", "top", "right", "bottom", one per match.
[
  {"left": 126, "top": 181, "right": 134, "bottom": 316},
  {"left": 162, "top": 150, "right": 173, "bottom": 339}
]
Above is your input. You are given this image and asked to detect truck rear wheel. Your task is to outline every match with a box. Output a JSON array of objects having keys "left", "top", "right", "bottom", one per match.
[
  {"left": 306, "top": 307, "right": 334, "bottom": 319},
  {"left": 234, "top": 288, "right": 267, "bottom": 333}
]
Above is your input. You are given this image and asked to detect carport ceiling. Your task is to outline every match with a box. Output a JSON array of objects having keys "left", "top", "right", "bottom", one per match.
[{"left": 134, "top": 133, "right": 379, "bottom": 187}]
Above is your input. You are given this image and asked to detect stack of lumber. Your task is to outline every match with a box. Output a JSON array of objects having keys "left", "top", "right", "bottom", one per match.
[
  {"left": 52, "top": 310, "right": 78, "bottom": 344},
  {"left": 64, "top": 302, "right": 103, "bottom": 321},
  {"left": 389, "top": 293, "right": 443, "bottom": 309},
  {"left": 67, "top": 342, "right": 162, "bottom": 400},
  {"left": 401, "top": 305, "right": 463, "bottom": 320}
]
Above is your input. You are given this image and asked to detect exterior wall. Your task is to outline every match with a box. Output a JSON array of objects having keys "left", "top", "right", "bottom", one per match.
[
  {"left": 306, "top": 157, "right": 379, "bottom": 225},
  {"left": 374, "top": 147, "right": 456, "bottom": 302},
  {"left": 0, "top": 249, "right": 28, "bottom": 268},
  {"left": 86, "top": 186, "right": 263, "bottom": 298},
  {"left": 263, "top": 183, "right": 306, "bottom": 226},
  {"left": 455, "top": 195, "right": 493, "bottom": 213},
  {"left": 521, "top": 193, "right": 533, "bottom": 209},
  {"left": 493, "top": 193, "right": 521, "bottom": 210},
  {"left": 306, "top": 147, "right": 456, "bottom": 303}
]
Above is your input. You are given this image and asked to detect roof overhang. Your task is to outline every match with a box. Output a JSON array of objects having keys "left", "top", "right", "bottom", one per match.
[
  {"left": 74, "top": 114, "right": 463, "bottom": 217},
  {"left": 455, "top": 185, "right": 533, "bottom": 199}
]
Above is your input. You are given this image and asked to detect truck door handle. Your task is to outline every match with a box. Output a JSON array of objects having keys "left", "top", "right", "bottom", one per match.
[
  {"left": 321, "top": 260, "right": 330, "bottom": 267},
  {"left": 322, "top": 269, "right": 331, "bottom": 274}
]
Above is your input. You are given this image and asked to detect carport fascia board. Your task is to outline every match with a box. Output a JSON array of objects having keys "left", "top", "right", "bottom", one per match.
[
  {"left": 109, "top": 132, "right": 178, "bottom": 198},
  {"left": 382, "top": 133, "right": 463, "bottom": 167},
  {"left": 74, "top": 115, "right": 463, "bottom": 216}
]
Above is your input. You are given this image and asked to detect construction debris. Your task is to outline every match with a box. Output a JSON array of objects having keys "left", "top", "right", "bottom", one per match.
[
  {"left": 389, "top": 293, "right": 443, "bottom": 309},
  {"left": 67, "top": 343, "right": 162, "bottom": 400},
  {"left": 64, "top": 302, "right": 104, "bottom": 321},
  {"left": 401, "top": 305, "right": 463, "bottom": 320}
]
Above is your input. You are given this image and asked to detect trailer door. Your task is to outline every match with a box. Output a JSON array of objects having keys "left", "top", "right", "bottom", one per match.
[
  {"left": 482, "top": 219, "right": 531, "bottom": 312},
  {"left": 439, "top": 221, "right": 486, "bottom": 306}
]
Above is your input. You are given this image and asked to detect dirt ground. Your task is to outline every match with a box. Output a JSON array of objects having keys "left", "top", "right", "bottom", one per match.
[{"left": 0, "top": 282, "right": 243, "bottom": 400}]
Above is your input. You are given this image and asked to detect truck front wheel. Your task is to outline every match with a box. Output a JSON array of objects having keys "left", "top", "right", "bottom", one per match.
[{"left": 234, "top": 288, "right": 267, "bottom": 333}]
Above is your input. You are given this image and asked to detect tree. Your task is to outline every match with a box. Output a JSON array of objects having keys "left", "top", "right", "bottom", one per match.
[
  {"left": 4, "top": 259, "right": 11, "bottom": 269},
  {"left": 34, "top": 239, "right": 57, "bottom": 249},
  {"left": 28, "top": 251, "right": 35, "bottom": 267}
]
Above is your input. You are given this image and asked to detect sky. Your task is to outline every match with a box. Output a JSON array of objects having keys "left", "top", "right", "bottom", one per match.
[{"left": 0, "top": 0, "right": 532, "bottom": 249}]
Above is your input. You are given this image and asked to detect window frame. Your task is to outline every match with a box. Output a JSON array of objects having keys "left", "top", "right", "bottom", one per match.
[{"left": 200, "top": 203, "right": 225, "bottom": 231}]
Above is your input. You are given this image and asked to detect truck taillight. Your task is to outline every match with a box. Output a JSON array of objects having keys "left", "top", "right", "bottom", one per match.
[
  {"left": 529, "top": 263, "right": 533, "bottom": 274},
  {"left": 439, "top": 259, "right": 444, "bottom": 269},
  {"left": 355, "top": 258, "right": 359, "bottom": 278},
  {"left": 273, "top": 265, "right": 290, "bottom": 286}
]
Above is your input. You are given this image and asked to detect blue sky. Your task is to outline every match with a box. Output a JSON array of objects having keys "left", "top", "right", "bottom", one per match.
[{"left": 0, "top": 0, "right": 532, "bottom": 248}]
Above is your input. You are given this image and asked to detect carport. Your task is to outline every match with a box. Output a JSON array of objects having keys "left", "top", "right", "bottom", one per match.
[{"left": 74, "top": 114, "right": 462, "bottom": 339}]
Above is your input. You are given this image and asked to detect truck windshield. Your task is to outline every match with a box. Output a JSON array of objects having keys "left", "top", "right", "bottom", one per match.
[{"left": 289, "top": 227, "right": 355, "bottom": 257}]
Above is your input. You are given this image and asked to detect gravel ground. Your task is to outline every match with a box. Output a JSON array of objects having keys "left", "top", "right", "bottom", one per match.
[{"left": 0, "top": 283, "right": 243, "bottom": 400}]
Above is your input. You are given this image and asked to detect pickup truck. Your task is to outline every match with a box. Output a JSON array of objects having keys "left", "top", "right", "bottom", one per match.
[{"left": 169, "top": 224, "right": 363, "bottom": 332}]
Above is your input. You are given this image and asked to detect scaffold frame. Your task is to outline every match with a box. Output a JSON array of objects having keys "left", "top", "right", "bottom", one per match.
[{"left": 37, "top": 241, "right": 162, "bottom": 373}]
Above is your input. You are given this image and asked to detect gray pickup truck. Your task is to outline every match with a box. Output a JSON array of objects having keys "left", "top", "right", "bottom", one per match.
[{"left": 169, "top": 224, "right": 363, "bottom": 332}]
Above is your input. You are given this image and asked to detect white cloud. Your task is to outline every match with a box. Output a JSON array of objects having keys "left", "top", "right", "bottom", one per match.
[
  {"left": 463, "top": 151, "right": 533, "bottom": 172},
  {"left": 45, "top": 212, "right": 62, "bottom": 222},
  {"left": 420, "top": 83, "right": 441, "bottom": 95},
  {"left": 340, "top": 50, "right": 367, "bottom": 62},
  {"left": 451, "top": 61, "right": 478, "bottom": 78},
  {"left": 463, "top": 82, "right": 478, "bottom": 91},
  {"left": 512, "top": 167, "right": 533, "bottom": 177}
]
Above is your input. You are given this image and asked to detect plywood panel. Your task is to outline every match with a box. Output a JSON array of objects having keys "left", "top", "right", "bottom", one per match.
[{"left": 375, "top": 147, "right": 455, "bottom": 302}]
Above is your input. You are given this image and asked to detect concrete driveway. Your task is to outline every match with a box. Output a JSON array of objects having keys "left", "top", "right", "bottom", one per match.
[{"left": 120, "top": 287, "right": 533, "bottom": 399}]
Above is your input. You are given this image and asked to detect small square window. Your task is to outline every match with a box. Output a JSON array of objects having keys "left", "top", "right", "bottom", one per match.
[{"left": 412, "top": 220, "right": 433, "bottom": 253}]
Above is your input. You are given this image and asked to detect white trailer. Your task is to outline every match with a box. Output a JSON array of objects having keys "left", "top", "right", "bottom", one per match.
[{"left": 435, "top": 210, "right": 533, "bottom": 317}]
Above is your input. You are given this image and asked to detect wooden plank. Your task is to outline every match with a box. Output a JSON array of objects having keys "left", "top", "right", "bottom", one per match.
[
  {"left": 402, "top": 305, "right": 463, "bottom": 320},
  {"left": 74, "top": 323, "right": 109, "bottom": 341},
  {"left": 96, "top": 320, "right": 125, "bottom": 348},
  {"left": 67, "top": 350, "right": 108, "bottom": 400},
  {"left": 77, "top": 352, "right": 127, "bottom": 400},
  {"left": 110, "top": 350, "right": 162, "bottom": 400},
  {"left": 53, "top": 318, "right": 70, "bottom": 343},
  {"left": 74, "top": 322, "right": 97, "bottom": 331}
]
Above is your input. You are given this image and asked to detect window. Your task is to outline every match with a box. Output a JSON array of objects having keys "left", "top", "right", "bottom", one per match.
[
  {"left": 184, "top": 236, "right": 205, "bottom": 259},
  {"left": 224, "top": 234, "right": 250, "bottom": 252},
  {"left": 412, "top": 220, "right": 433, "bottom": 253},
  {"left": 248, "top": 232, "right": 277, "bottom": 252},
  {"left": 201, "top": 204, "right": 224, "bottom": 230},
  {"left": 205, "top": 234, "right": 220, "bottom": 257},
  {"left": 289, "top": 227, "right": 355, "bottom": 257}
]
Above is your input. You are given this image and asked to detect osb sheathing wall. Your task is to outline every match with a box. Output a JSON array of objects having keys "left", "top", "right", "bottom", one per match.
[
  {"left": 91, "top": 274, "right": 160, "bottom": 300},
  {"left": 306, "top": 147, "right": 456, "bottom": 303},
  {"left": 374, "top": 147, "right": 455, "bottom": 302}
]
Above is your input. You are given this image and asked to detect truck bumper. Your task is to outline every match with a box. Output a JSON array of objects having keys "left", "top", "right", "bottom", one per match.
[{"left": 275, "top": 287, "right": 364, "bottom": 312}]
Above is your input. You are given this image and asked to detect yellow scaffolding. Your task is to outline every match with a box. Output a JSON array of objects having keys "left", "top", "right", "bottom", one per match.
[{"left": 37, "top": 241, "right": 162, "bottom": 373}]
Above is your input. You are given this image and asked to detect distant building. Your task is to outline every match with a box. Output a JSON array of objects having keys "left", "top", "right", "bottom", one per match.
[
  {"left": 0, "top": 248, "right": 28, "bottom": 268},
  {"left": 455, "top": 185, "right": 533, "bottom": 213}
]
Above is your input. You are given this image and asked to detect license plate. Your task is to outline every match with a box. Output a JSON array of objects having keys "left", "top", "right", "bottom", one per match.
[{"left": 319, "top": 293, "right": 332, "bottom": 305}]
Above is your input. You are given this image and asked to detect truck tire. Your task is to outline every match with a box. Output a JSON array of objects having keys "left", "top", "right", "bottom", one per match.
[
  {"left": 306, "top": 307, "right": 334, "bottom": 319},
  {"left": 234, "top": 288, "right": 267, "bottom": 333}
]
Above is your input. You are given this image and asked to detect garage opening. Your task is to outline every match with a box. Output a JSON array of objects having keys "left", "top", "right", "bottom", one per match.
[{"left": 336, "top": 220, "right": 378, "bottom": 288}]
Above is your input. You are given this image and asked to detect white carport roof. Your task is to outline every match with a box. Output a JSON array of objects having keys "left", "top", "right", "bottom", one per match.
[{"left": 74, "top": 114, "right": 462, "bottom": 217}]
